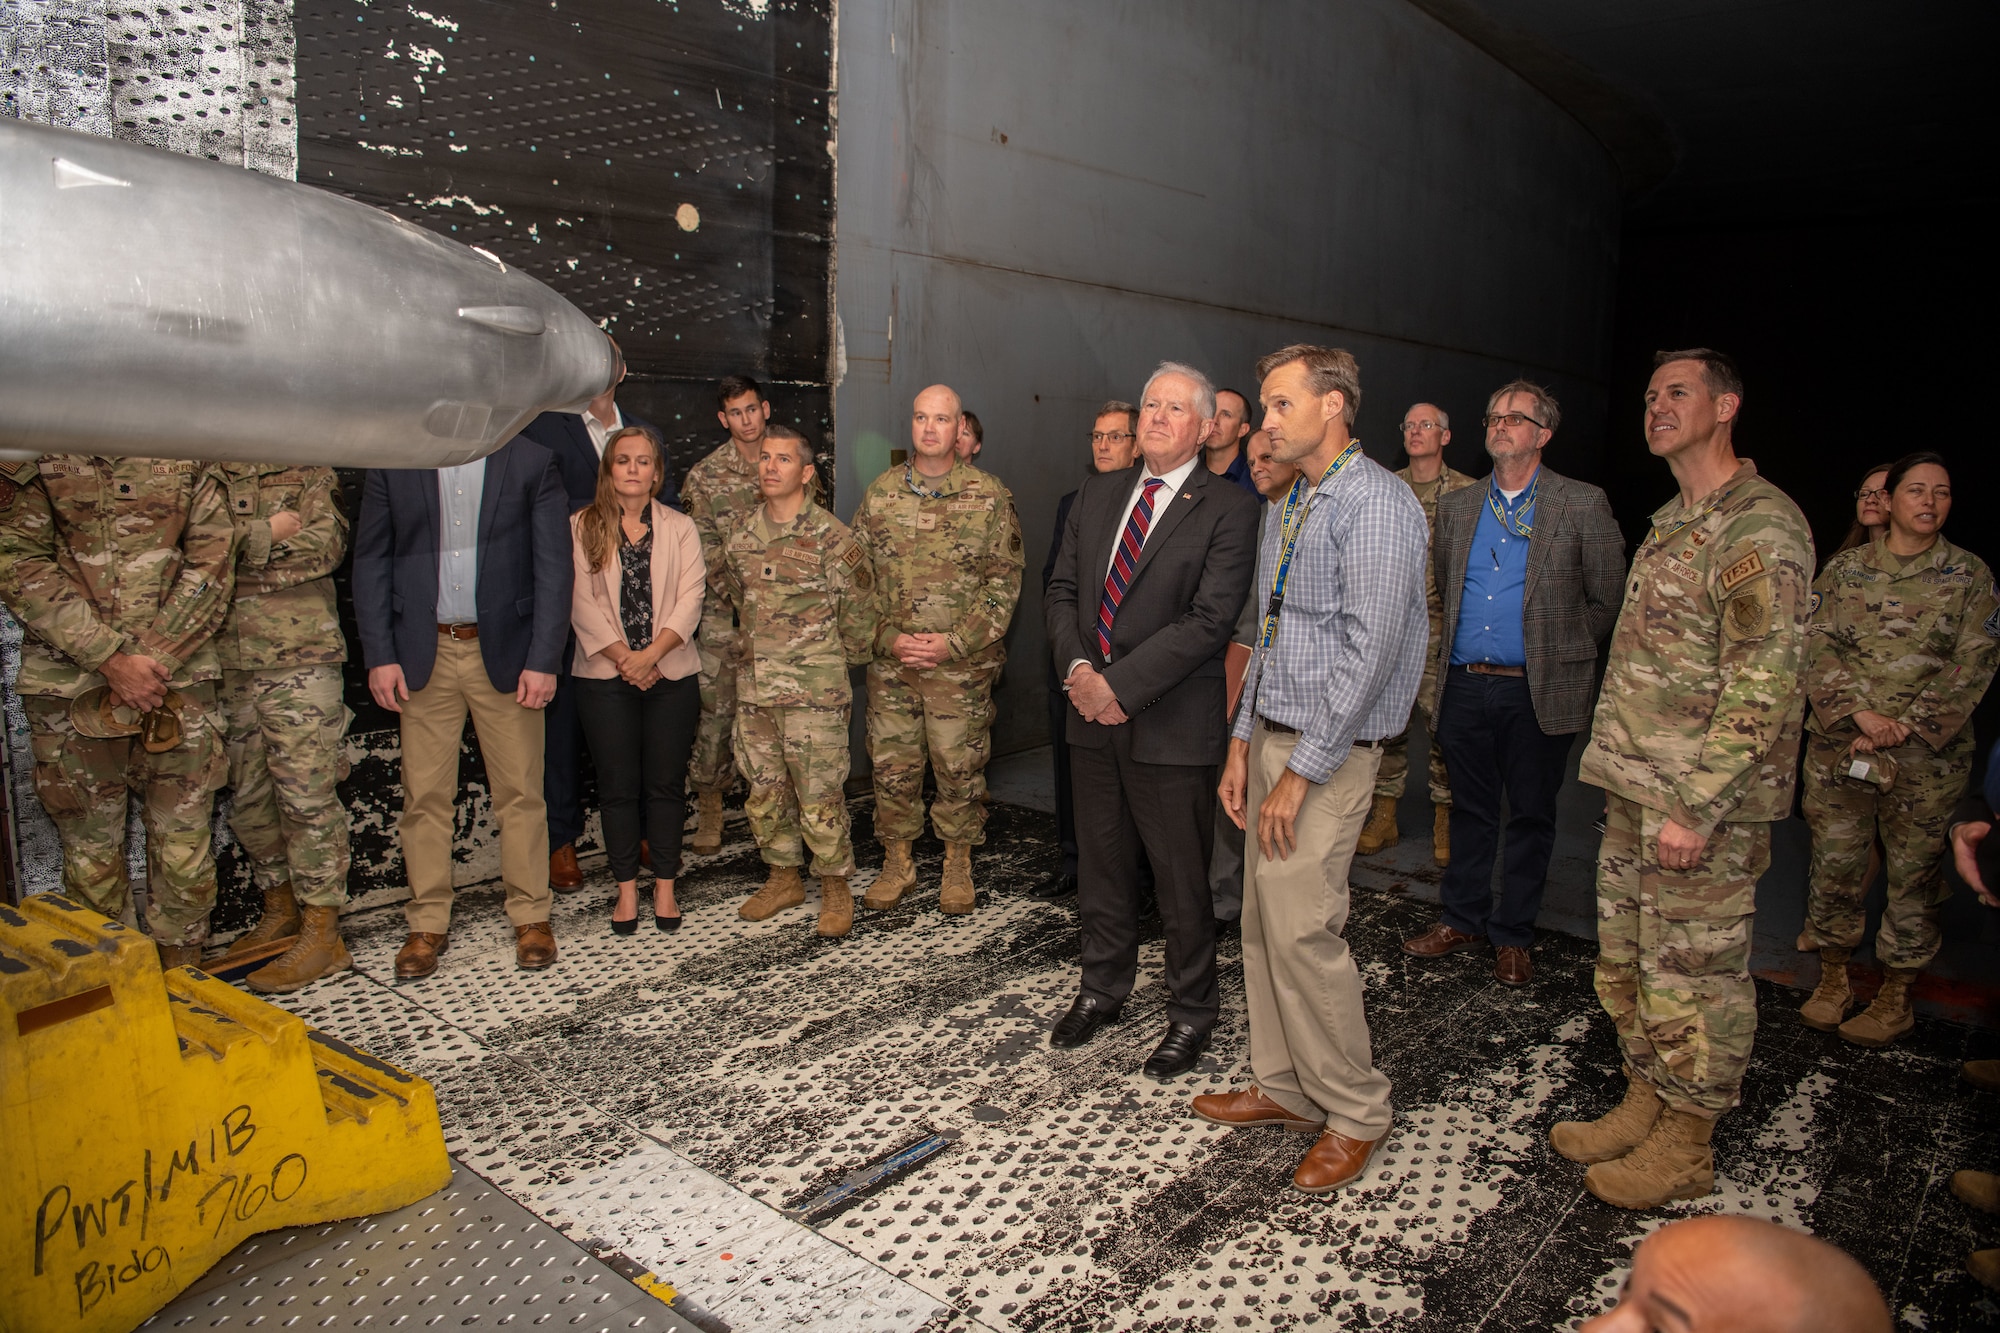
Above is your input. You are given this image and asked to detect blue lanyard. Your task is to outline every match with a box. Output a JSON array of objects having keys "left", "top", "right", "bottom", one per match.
[
  {"left": 1258, "top": 439, "right": 1363, "bottom": 648},
  {"left": 904, "top": 463, "right": 946, "bottom": 500},
  {"left": 1487, "top": 471, "right": 1539, "bottom": 538}
]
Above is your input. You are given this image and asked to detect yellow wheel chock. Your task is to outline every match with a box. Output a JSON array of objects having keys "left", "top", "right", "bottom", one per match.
[{"left": 0, "top": 894, "right": 451, "bottom": 1333}]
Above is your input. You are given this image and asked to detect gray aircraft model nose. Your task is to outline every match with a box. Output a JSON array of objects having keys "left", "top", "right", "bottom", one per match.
[{"left": 0, "top": 119, "right": 615, "bottom": 469}]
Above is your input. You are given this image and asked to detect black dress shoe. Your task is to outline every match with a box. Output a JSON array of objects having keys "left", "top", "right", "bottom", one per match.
[
  {"left": 1143, "top": 1022, "right": 1212, "bottom": 1080},
  {"left": 1029, "top": 872, "right": 1077, "bottom": 900},
  {"left": 655, "top": 913, "right": 682, "bottom": 933},
  {"left": 1049, "top": 994, "right": 1121, "bottom": 1048}
]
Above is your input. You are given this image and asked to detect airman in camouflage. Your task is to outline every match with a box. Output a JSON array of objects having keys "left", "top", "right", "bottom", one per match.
[
  {"left": 0, "top": 455, "right": 235, "bottom": 964},
  {"left": 1797, "top": 453, "right": 1998, "bottom": 1045},
  {"left": 851, "top": 384, "right": 1024, "bottom": 915},
  {"left": 720, "top": 425, "right": 877, "bottom": 937},
  {"left": 211, "top": 463, "right": 356, "bottom": 992},
  {"left": 1555, "top": 351, "right": 1813, "bottom": 1212},
  {"left": 1361, "top": 404, "right": 1479, "bottom": 860},
  {"left": 683, "top": 374, "right": 776, "bottom": 854}
]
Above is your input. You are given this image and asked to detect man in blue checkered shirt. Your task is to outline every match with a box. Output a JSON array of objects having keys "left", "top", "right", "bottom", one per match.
[{"left": 1190, "top": 344, "right": 1430, "bottom": 1197}]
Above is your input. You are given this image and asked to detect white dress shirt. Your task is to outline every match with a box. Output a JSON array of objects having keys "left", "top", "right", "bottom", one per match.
[
  {"left": 1070, "top": 453, "right": 1205, "bottom": 676},
  {"left": 584, "top": 402, "right": 624, "bottom": 458}
]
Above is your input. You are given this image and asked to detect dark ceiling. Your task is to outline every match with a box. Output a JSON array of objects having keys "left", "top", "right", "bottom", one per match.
[{"left": 1413, "top": 0, "right": 1996, "bottom": 230}]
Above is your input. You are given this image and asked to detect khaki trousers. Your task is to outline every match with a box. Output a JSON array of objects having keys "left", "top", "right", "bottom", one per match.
[
  {"left": 399, "top": 634, "right": 553, "bottom": 933},
  {"left": 1241, "top": 726, "right": 1393, "bottom": 1141}
]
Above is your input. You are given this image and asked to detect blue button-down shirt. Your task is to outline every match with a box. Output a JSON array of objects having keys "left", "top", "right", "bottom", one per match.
[
  {"left": 1220, "top": 448, "right": 1260, "bottom": 497},
  {"left": 1231, "top": 452, "right": 1430, "bottom": 783},
  {"left": 436, "top": 460, "right": 485, "bottom": 624},
  {"left": 1450, "top": 479, "right": 1535, "bottom": 667}
]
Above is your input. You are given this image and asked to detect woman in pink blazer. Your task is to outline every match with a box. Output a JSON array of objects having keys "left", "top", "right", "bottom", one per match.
[{"left": 570, "top": 426, "right": 706, "bottom": 933}]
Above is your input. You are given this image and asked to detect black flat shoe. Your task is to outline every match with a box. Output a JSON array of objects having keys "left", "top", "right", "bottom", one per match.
[
  {"left": 655, "top": 913, "right": 682, "bottom": 933},
  {"left": 610, "top": 915, "right": 639, "bottom": 936},
  {"left": 1143, "top": 1022, "right": 1211, "bottom": 1081},
  {"left": 1050, "top": 994, "right": 1121, "bottom": 1049},
  {"left": 1029, "top": 873, "right": 1077, "bottom": 900}
]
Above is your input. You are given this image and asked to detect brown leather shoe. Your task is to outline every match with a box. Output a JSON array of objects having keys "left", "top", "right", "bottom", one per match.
[
  {"left": 1402, "top": 921, "right": 1484, "bottom": 957},
  {"left": 550, "top": 844, "right": 584, "bottom": 891},
  {"left": 1191, "top": 1086, "right": 1321, "bottom": 1133},
  {"left": 1292, "top": 1127, "right": 1384, "bottom": 1194},
  {"left": 395, "top": 931, "right": 448, "bottom": 980},
  {"left": 515, "top": 921, "right": 558, "bottom": 970},
  {"left": 1494, "top": 945, "right": 1533, "bottom": 986}
]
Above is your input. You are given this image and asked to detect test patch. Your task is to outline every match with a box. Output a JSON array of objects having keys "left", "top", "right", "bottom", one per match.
[{"left": 1718, "top": 548, "right": 1766, "bottom": 592}]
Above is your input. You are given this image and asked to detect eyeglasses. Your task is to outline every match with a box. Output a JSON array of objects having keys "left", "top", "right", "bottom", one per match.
[
  {"left": 1090, "top": 431, "right": 1133, "bottom": 444},
  {"left": 1854, "top": 487, "right": 1888, "bottom": 502},
  {"left": 1399, "top": 420, "right": 1443, "bottom": 434},
  {"left": 1483, "top": 412, "right": 1547, "bottom": 430}
]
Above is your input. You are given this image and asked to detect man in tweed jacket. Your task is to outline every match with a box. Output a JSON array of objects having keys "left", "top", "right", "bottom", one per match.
[{"left": 1401, "top": 380, "right": 1626, "bottom": 985}]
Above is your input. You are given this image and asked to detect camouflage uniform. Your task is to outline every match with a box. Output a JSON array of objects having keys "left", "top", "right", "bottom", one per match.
[
  {"left": 683, "top": 439, "right": 766, "bottom": 795},
  {"left": 851, "top": 461, "right": 1024, "bottom": 845},
  {"left": 1578, "top": 460, "right": 1814, "bottom": 1115},
  {"left": 1377, "top": 462, "right": 1478, "bottom": 802},
  {"left": 1800, "top": 536, "right": 2000, "bottom": 968},
  {"left": 0, "top": 456, "right": 234, "bottom": 944},
  {"left": 719, "top": 503, "right": 876, "bottom": 875},
  {"left": 216, "top": 465, "right": 354, "bottom": 910}
]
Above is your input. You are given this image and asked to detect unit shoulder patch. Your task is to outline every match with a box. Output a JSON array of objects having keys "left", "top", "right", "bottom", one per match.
[{"left": 1717, "top": 548, "right": 1767, "bottom": 593}]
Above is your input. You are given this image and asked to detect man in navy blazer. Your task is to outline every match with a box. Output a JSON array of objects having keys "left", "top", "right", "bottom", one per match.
[
  {"left": 353, "top": 436, "right": 574, "bottom": 978},
  {"left": 511, "top": 336, "right": 677, "bottom": 889}
]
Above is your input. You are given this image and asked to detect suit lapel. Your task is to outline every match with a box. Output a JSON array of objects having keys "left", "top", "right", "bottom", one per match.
[
  {"left": 568, "top": 414, "right": 597, "bottom": 470},
  {"left": 1440, "top": 488, "right": 1478, "bottom": 628},
  {"left": 1126, "top": 469, "right": 1206, "bottom": 588},
  {"left": 477, "top": 442, "right": 511, "bottom": 549},
  {"left": 1524, "top": 473, "right": 1563, "bottom": 605}
]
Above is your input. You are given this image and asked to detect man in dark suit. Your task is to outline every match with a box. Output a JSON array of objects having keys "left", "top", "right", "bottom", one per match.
[
  {"left": 1045, "top": 362, "right": 1260, "bottom": 1079},
  {"left": 354, "top": 437, "right": 575, "bottom": 978},
  {"left": 1031, "top": 399, "right": 1141, "bottom": 901},
  {"left": 1402, "top": 380, "right": 1625, "bottom": 984},
  {"left": 513, "top": 335, "right": 676, "bottom": 890}
]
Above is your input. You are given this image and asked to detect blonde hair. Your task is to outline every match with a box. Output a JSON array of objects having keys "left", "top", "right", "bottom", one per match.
[{"left": 577, "top": 425, "right": 667, "bottom": 574}]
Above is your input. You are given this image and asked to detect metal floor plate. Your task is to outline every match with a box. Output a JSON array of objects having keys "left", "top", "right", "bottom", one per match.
[{"left": 139, "top": 1160, "right": 704, "bottom": 1332}]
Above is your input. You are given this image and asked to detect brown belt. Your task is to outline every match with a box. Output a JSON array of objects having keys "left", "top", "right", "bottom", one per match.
[
  {"left": 1258, "top": 716, "right": 1381, "bottom": 748},
  {"left": 1464, "top": 662, "right": 1525, "bottom": 678},
  {"left": 439, "top": 623, "right": 479, "bottom": 641}
]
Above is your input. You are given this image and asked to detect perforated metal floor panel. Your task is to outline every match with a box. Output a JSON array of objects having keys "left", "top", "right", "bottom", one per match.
[{"left": 139, "top": 1160, "right": 707, "bottom": 1332}]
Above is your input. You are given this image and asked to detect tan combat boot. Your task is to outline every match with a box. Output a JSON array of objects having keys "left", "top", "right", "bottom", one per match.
[
  {"left": 1551, "top": 1068, "right": 1663, "bottom": 1164},
  {"left": 1583, "top": 1107, "right": 1717, "bottom": 1209},
  {"left": 158, "top": 941, "right": 203, "bottom": 970},
  {"left": 1953, "top": 1169, "right": 2000, "bottom": 1215},
  {"left": 816, "top": 875, "right": 854, "bottom": 938},
  {"left": 940, "top": 843, "right": 976, "bottom": 915},
  {"left": 218, "top": 882, "right": 302, "bottom": 960},
  {"left": 1798, "top": 946, "right": 1853, "bottom": 1030},
  {"left": 1965, "top": 1060, "right": 2000, "bottom": 1093},
  {"left": 1355, "top": 795, "right": 1400, "bottom": 856},
  {"left": 688, "top": 790, "right": 725, "bottom": 855},
  {"left": 1970, "top": 1250, "right": 2000, "bottom": 1293},
  {"left": 1432, "top": 804, "right": 1452, "bottom": 867},
  {"left": 863, "top": 839, "right": 917, "bottom": 910},
  {"left": 739, "top": 865, "right": 805, "bottom": 920},
  {"left": 246, "top": 906, "right": 353, "bottom": 993},
  {"left": 1840, "top": 966, "right": 1919, "bottom": 1047}
]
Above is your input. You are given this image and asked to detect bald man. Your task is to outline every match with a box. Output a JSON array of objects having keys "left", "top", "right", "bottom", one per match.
[
  {"left": 851, "top": 383, "right": 1025, "bottom": 915},
  {"left": 1583, "top": 1216, "right": 1889, "bottom": 1333}
]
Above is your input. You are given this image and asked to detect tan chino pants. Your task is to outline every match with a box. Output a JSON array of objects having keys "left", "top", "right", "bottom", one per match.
[
  {"left": 1241, "top": 725, "right": 1394, "bottom": 1141},
  {"left": 398, "top": 634, "right": 553, "bottom": 933}
]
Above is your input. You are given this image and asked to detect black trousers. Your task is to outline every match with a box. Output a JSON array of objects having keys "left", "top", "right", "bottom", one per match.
[
  {"left": 1434, "top": 668, "right": 1575, "bottom": 948},
  {"left": 574, "top": 673, "right": 699, "bottom": 882},
  {"left": 1047, "top": 681, "right": 1078, "bottom": 877},
  {"left": 1073, "top": 726, "right": 1218, "bottom": 1030}
]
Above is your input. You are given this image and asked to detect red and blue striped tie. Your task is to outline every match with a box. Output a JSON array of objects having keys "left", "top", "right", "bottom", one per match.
[{"left": 1097, "top": 477, "right": 1164, "bottom": 659}]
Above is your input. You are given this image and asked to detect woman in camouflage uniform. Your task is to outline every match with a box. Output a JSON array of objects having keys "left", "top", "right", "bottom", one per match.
[{"left": 1799, "top": 452, "right": 2000, "bottom": 1045}]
